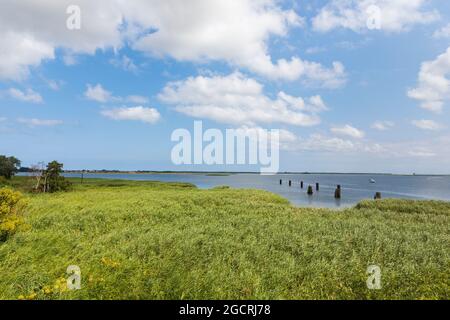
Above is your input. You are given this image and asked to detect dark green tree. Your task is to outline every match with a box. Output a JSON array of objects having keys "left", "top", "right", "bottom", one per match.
[
  {"left": 0, "top": 156, "right": 21, "bottom": 179},
  {"left": 42, "top": 161, "right": 71, "bottom": 193}
]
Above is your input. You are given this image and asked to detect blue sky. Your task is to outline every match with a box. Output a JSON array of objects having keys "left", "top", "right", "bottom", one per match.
[{"left": 0, "top": 0, "right": 449, "bottom": 173}]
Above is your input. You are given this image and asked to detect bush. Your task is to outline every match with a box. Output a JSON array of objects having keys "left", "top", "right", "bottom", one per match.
[
  {"left": 0, "top": 176, "right": 9, "bottom": 187},
  {"left": 36, "top": 161, "right": 71, "bottom": 193},
  {"left": 0, "top": 188, "right": 27, "bottom": 241}
]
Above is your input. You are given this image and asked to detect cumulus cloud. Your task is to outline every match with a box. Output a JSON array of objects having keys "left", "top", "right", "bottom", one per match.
[
  {"left": 17, "top": 118, "right": 63, "bottom": 127},
  {"left": 408, "top": 47, "right": 450, "bottom": 113},
  {"left": 330, "top": 124, "right": 365, "bottom": 139},
  {"left": 411, "top": 119, "right": 444, "bottom": 131},
  {"left": 0, "top": 0, "right": 123, "bottom": 80},
  {"left": 126, "top": 0, "right": 319, "bottom": 82},
  {"left": 101, "top": 106, "right": 160, "bottom": 124},
  {"left": 7, "top": 88, "right": 43, "bottom": 103},
  {"left": 0, "top": 0, "right": 345, "bottom": 86},
  {"left": 371, "top": 120, "right": 394, "bottom": 131},
  {"left": 84, "top": 84, "right": 148, "bottom": 104},
  {"left": 0, "top": 32, "right": 55, "bottom": 81},
  {"left": 282, "top": 131, "right": 450, "bottom": 160},
  {"left": 312, "top": 0, "right": 439, "bottom": 33},
  {"left": 84, "top": 84, "right": 113, "bottom": 103},
  {"left": 278, "top": 131, "right": 387, "bottom": 154},
  {"left": 159, "top": 72, "right": 327, "bottom": 127}
]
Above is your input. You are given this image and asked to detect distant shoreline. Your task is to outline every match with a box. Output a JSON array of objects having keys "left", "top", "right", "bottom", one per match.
[{"left": 54, "top": 170, "right": 450, "bottom": 177}]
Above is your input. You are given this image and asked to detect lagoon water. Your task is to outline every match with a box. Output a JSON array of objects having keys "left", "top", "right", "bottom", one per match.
[{"left": 61, "top": 172, "right": 450, "bottom": 208}]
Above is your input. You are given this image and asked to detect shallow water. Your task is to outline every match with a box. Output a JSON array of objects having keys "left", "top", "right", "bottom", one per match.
[{"left": 59, "top": 172, "right": 450, "bottom": 208}]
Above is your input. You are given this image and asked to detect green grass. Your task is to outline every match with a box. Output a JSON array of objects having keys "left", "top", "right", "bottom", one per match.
[{"left": 0, "top": 177, "right": 449, "bottom": 300}]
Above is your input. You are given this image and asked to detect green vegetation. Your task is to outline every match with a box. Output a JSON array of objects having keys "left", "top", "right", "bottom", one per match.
[
  {"left": 0, "top": 177, "right": 448, "bottom": 300},
  {"left": 0, "top": 188, "right": 27, "bottom": 242},
  {"left": 0, "top": 161, "right": 71, "bottom": 194},
  {"left": 37, "top": 161, "right": 71, "bottom": 193},
  {"left": 0, "top": 155, "right": 21, "bottom": 179}
]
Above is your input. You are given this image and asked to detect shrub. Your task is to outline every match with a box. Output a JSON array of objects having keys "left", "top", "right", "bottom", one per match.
[
  {"left": 0, "top": 176, "right": 9, "bottom": 187},
  {"left": 0, "top": 188, "right": 27, "bottom": 241},
  {"left": 36, "top": 161, "right": 71, "bottom": 193},
  {"left": 212, "top": 185, "right": 230, "bottom": 190}
]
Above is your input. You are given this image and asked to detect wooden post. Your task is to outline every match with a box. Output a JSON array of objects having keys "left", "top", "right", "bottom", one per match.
[
  {"left": 334, "top": 185, "right": 341, "bottom": 199},
  {"left": 316, "top": 182, "right": 319, "bottom": 191},
  {"left": 300, "top": 181, "right": 303, "bottom": 189},
  {"left": 307, "top": 185, "right": 313, "bottom": 195},
  {"left": 279, "top": 179, "right": 282, "bottom": 185},
  {"left": 374, "top": 192, "right": 382, "bottom": 200},
  {"left": 289, "top": 180, "right": 292, "bottom": 187}
]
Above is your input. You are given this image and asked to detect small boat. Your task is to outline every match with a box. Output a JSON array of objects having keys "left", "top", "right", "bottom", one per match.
[{"left": 369, "top": 178, "right": 376, "bottom": 184}]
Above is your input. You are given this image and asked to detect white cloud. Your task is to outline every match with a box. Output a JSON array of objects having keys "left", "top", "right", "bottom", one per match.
[
  {"left": 84, "top": 84, "right": 113, "bottom": 103},
  {"left": 408, "top": 47, "right": 450, "bottom": 113},
  {"left": 126, "top": 0, "right": 345, "bottom": 86},
  {"left": 330, "top": 124, "right": 365, "bottom": 138},
  {"left": 312, "top": 0, "right": 439, "bottom": 33},
  {"left": 297, "top": 134, "right": 357, "bottom": 152},
  {"left": 279, "top": 131, "right": 387, "bottom": 154},
  {"left": 17, "top": 118, "right": 63, "bottom": 127},
  {"left": 101, "top": 106, "right": 160, "bottom": 124},
  {"left": 0, "top": 32, "right": 54, "bottom": 81},
  {"left": 126, "top": 0, "right": 309, "bottom": 82},
  {"left": 0, "top": 1, "right": 123, "bottom": 80},
  {"left": 7, "top": 88, "right": 43, "bottom": 103},
  {"left": 158, "top": 72, "right": 327, "bottom": 127},
  {"left": 371, "top": 120, "right": 394, "bottom": 131},
  {"left": 433, "top": 23, "right": 450, "bottom": 39},
  {"left": 84, "top": 84, "right": 149, "bottom": 105},
  {"left": 0, "top": 0, "right": 345, "bottom": 86},
  {"left": 411, "top": 119, "right": 444, "bottom": 131}
]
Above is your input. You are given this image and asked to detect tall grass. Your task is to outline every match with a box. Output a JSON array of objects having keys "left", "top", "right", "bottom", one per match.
[{"left": 0, "top": 178, "right": 448, "bottom": 299}]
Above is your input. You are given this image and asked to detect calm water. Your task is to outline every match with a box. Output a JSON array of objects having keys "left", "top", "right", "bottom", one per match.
[{"left": 60, "top": 173, "right": 450, "bottom": 208}]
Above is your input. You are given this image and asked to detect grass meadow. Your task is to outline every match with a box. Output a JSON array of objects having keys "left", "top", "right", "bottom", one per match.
[{"left": 0, "top": 177, "right": 448, "bottom": 299}]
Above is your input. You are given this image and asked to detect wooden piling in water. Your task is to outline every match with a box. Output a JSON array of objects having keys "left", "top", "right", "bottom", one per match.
[
  {"left": 307, "top": 185, "right": 313, "bottom": 195},
  {"left": 300, "top": 181, "right": 303, "bottom": 189},
  {"left": 334, "top": 185, "right": 341, "bottom": 199},
  {"left": 374, "top": 192, "right": 382, "bottom": 200},
  {"left": 279, "top": 179, "right": 282, "bottom": 185},
  {"left": 316, "top": 182, "right": 319, "bottom": 191},
  {"left": 289, "top": 180, "right": 292, "bottom": 187}
]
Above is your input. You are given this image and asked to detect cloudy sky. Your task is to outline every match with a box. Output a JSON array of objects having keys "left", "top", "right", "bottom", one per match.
[{"left": 0, "top": 0, "right": 449, "bottom": 174}]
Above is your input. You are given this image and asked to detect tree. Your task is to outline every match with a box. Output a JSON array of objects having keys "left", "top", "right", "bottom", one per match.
[
  {"left": 33, "top": 161, "right": 71, "bottom": 193},
  {"left": 29, "top": 162, "right": 46, "bottom": 191},
  {"left": 0, "top": 156, "right": 21, "bottom": 179},
  {"left": 42, "top": 161, "right": 71, "bottom": 193}
]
